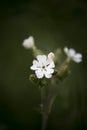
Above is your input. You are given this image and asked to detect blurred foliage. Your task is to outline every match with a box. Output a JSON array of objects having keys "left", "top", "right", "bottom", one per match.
[{"left": 0, "top": 0, "right": 87, "bottom": 130}]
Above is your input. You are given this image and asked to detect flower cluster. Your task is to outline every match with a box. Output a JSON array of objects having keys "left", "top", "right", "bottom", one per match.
[
  {"left": 22, "top": 36, "right": 83, "bottom": 130},
  {"left": 22, "top": 36, "right": 82, "bottom": 79}
]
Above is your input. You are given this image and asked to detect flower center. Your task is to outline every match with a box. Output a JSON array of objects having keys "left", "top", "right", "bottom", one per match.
[
  {"left": 42, "top": 65, "right": 45, "bottom": 69},
  {"left": 41, "top": 64, "right": 49, "bottom": 71}
]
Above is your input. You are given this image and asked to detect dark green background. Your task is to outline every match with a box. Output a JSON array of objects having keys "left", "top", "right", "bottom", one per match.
[{"left": 0, "top": 0, "right": 87, "bottom": 130}]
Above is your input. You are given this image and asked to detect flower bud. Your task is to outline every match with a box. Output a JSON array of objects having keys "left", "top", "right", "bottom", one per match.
[
  {"left": 22, "top": 36, "right": 35, "bottom": 49},
  {"left": 48, "top": 52, "right": 55, "bottom": 60},
  {"left": 29, "top": 74, "right": 39, "bottom": 84}
]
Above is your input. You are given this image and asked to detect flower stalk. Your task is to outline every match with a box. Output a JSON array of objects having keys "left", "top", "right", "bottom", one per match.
[
  {"left": 41, "top": 79, "right": 55, "bottom": 130},
  {"left": 22, "top": 36, "right": 83, "bottom": 130}
]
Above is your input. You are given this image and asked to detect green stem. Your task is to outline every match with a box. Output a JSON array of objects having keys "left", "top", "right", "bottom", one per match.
[
  {"left": 41, "top": 79, "right": 55, "bottom": 130},
  {"left": 41, "top": 87, "right": 46, "bottom": 111},
  {"left": 41, "top": 112, "right": 48, "bottom": 130},
  {"left": 47, "top": 80, "right": 55, "bottom": 113}
]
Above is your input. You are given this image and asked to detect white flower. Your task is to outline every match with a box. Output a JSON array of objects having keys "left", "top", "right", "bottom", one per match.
[
  {"left": 64, "top": 47, "right": 82, "bottom": 63},
  {"left": 22, "top": 36, "right": 34, "bottom": 49},
  {"left": 30, "top": 53, "right": 55, "bottom": 79}
]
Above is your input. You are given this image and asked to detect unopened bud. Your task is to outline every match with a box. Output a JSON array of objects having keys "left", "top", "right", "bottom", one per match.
[
  {"left": 29, "top": 74, "right": 39, "bottom": 84},
  {"left": 22, "top": 36, "right": 35, "bottom": 49}
]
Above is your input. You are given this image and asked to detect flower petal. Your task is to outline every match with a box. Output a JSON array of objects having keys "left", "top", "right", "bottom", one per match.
[
  {"left": 36, "top": 55, "right": 47, "bottom": 64},
  {"left": 73, "top": 53, "right": 82, "bottom": 63},
  {"left": 33, "top": 60, "right": 39, "bottom": 67},
  {"left": 22, "top": 36, "right": 34, "bottom": 49},
  {"left": 30, "top": 60, "right": 39, "bottom": 70},
  {"left": 35, "top": 69, "right": 44, "bottom": 78},
  {"left": 68, "top": 48, "right": 75, "bottom": 57},
  {"left": 74, "top": 53, "right": 82, "bottom": 59},
  {"left": 46, "top": 58, "right": 55, "bottom": 68},
  {"left": 64, "top": 47, "right": 68, "bottom": 55},
  {"left": 44, "top": 71, "right": 52, "bottom": 78},
  {"left": 46, "top": 68, "right": 54, "bottom": 74},
  {"left": 30, "top": 65, "right": 37, "bottom": 70}
]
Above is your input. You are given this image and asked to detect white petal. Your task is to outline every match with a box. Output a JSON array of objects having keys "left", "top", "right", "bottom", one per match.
[
  {"left": 64, "top": 47, "right": 68, "bottom": 55},
  {"left": 35, "top": 69, "right": 44, "bottom": 79},
  {"left": 50, "top": 61, "right": 55, "bottom": 68},
  {"left": 47, "top": 59, "right": 55, "bottom": 68},
  {"left": 30, "top": 65, "right": 37, "bottom": 70},
  {"left": 33, "top": 60, "right": 39, "bottom": 67},
  {"left": 46, "top": 67, "right": 54, "bottom": 74},
  {"left": 27, "top": 36, "right": 34, "bottom": 44},
  {"left": 73, "top": 58, "right": 82, "bottom": 63},
  {"left": 68, "top": 48, "right": 75, "bottom": 57},
  {"left": 44, "top": 71, "right": 52, "bottom": 78},
  {"left": 74, "top": 53, "right": 82, "bottom": 59},
  {"left": 30, "top": 60, "right": 40, "bottom": 70},
  {"left": 22, "top": 36, "right": 34, "bottom": 49},
  {"left": 36, "top": 55, "right": 47, "bottom": 64},
  {"left": 48, "top": 52, "right": 55, "bottom": 59},
  {"left": 73, "top": 53, "right": 82, "bottom": 63},
  {"left": 46, "top": 57, "right": 55, "bottom": 66}
]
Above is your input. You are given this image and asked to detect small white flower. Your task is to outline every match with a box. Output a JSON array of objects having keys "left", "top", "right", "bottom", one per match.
[
  {"left": 30, "top": 53, "right": 55, "bottom": 79},
  {"left": 64, "top": 47, "right": 82, "bottom": 63},
  {"left": 22, "top": 36, "right": 34, "bottom": 49}
]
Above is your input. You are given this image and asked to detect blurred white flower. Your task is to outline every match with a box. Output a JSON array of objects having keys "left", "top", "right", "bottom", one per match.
[
  {"left": 64, "top": 47, "right": 82, "bottom": 63},
  {"left": 22, "top": 36, "right": 34, "bottom": 49},
  {"left": 30, "top": 53, "right": 55, "bottom": 79}
]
